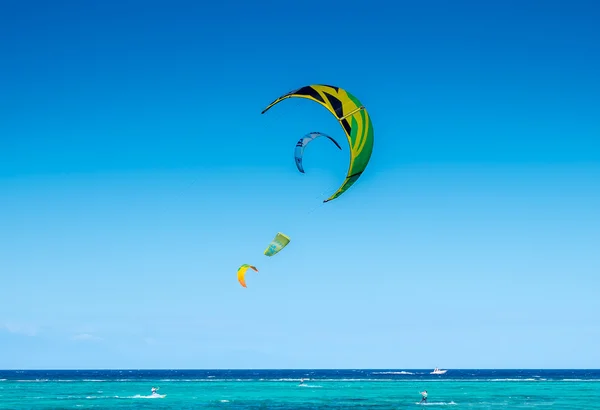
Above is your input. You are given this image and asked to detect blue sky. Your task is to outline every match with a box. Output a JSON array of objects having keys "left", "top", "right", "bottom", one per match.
[{"left": 1, "top": 0, "right": 599, "bottom": 369}]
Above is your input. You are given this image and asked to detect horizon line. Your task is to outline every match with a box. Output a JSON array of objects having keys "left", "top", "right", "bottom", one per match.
[{"left": 2, "top": 368, "right": 599, "bottom": 371}]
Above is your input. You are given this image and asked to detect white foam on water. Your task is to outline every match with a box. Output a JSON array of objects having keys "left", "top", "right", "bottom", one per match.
[
  {"left": 562, "top": 379, "right": 600, "bottom": 382},
  {"left": 416, "top": 401, "right": 457, "bottom": 406},
  {"left": 130, "top": 393, "right": 166, "bottom": 399}
]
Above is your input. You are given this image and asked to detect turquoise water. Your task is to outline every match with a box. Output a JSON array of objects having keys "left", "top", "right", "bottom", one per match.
[{"left": 1, "top": 369, "right": 599, "bottom": 409}]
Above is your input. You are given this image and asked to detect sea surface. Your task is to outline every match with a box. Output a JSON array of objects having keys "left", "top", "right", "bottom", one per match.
[{"left": 0, "top": 369, "right": 599, "bottom": 409}]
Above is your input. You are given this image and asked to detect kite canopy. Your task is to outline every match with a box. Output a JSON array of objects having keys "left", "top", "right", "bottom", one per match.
[
  {"left": 262, "top": 84, "right": 374, "bottom": 202},
  {"left": 264, "top": 232, "right": 291, "bottom": 257},
  {"left": 237, "top": 264, "right": 258, "bottom": 288},
  {"left": 294, "top": 132, "right": 342, "bottom": 174}
]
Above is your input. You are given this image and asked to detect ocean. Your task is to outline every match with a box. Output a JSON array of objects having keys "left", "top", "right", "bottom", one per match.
[{"left": 0, "top": 369, "right": 598, "bottom": 409}]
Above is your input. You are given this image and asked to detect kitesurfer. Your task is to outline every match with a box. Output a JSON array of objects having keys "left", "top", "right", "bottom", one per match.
[
  {"left": 151, "top": 387, "right": 158, "bottom": 395},
  {"left": 420, "top": 390, "right": 428, "bottom": 403}
]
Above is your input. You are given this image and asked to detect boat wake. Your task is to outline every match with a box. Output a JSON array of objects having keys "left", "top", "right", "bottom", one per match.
[{"left": 416, "top": 401, "right": 457, "bottom": 406}]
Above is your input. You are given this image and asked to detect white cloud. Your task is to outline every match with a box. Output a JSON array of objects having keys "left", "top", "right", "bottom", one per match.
[
  {"left": 72, "top": 333, "right": 103, "bottom": 342},
  {"left": 1, "top": 322, "right": 38, "bottom": 337}
]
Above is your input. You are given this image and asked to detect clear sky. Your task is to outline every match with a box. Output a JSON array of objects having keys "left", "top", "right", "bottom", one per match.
[{"left": 1, "top": 0, "right": 599, "bottom": 369}]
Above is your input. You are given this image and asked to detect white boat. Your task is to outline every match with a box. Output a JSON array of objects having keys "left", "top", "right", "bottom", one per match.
[{"left": 431, "top": 368, "right": 447, "bottom": 375}]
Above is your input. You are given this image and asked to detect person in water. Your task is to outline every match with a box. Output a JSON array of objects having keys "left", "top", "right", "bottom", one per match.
[
  {"left": 420, "top": 390, "right": 428, "bottom": 403},
  {"left": 299, "top": 378, "right": 305, "bottom": 385},
  {"left": 151, "top": 387, "right": 158, "bottom": 395}
]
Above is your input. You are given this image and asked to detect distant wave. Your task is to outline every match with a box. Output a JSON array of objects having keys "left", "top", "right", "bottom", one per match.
[
  {"left": 490, "top": 378, "right": 538, "bottom": 381},
  {"left": 25, "top": 379, "right": 108, "bottom": 382},
  {"left": 9, "top": 376, "right": 600, "bottom": 384}
]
